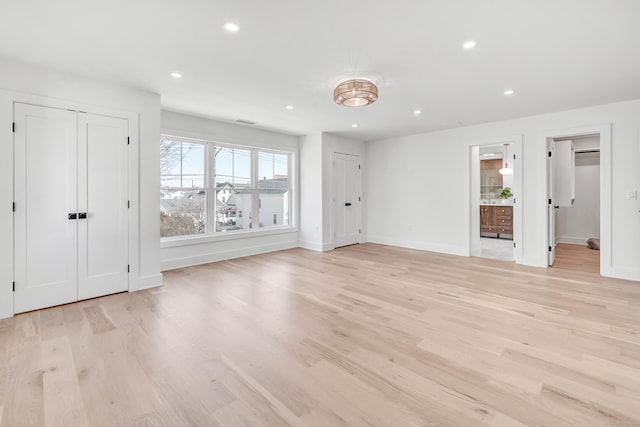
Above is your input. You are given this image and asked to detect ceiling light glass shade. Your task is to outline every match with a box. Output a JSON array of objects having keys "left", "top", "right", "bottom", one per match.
[
  {"left": 499, "top": 143, "right": 513, "bottom": 175},
  {"left": 499, "top": 167, "right": 514, "bottom": 175},
  {"left": 334, "top": 79, "right": 378, "bottom": 107}
]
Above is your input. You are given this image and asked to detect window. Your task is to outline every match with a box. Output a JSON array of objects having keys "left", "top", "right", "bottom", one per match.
[
  {"left": 160, "top": 139, "right": 206, "bottom": 237},
  {"left": 160, "top": 136, "right": 294, "bottom": 240},
  {"left": 258, "top": 151, "right": 290, "bottom": 229}
]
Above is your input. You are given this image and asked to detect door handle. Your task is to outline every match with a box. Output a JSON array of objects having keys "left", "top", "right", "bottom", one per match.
[
  {"left": 345, "top": 203, "right": 352, "bottom": 206},
  {"left": 68, "top": 213, "right": 77, "bottom": 220},
  {"left": 78, "top": 212, "right": 87, "bottom": 219},
  {"left": 554, "top": 205, "right": 560, "bottom": 209}
]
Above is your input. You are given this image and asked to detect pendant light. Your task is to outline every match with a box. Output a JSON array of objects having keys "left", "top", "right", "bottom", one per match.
[{"left": 499, "top": 143, "right": 514, "bottom": 175}]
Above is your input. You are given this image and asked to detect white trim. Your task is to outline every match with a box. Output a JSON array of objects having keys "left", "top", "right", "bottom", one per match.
[
  {"left": 542, "top": 124, "right": 611, "bottom": 277},
  {"left": 135, "top": 274, "right": 164, "bottom": 291},
  {"left": 367, "top": 235, "right": 467, "bottom": 257},
  {"left": 162, "top": 227, "right": 298, "bottom": 248},
  {"left": 556, "top": 237, "right": 591, "bottom": 245},
  {"left": 298, "top": 240, "right": 325, "bottom": 252},
  {"left": 161, "top": 240, "right": 298, "bottom": 271}
]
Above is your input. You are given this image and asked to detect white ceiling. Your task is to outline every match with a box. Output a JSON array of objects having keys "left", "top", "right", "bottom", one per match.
[{"left": 2, "top": 0, "right": 640, "bottom": 141}]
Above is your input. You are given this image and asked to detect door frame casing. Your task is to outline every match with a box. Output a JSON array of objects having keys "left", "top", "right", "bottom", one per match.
[
  {"left": 0, "top": 90, "right": 139, "bottom": 319},
  {"left": 331, "top": 152, "right": 362, "bottom": 249},
  {"left": 543, "top": 124, "right": 611, "bottom": 276}
]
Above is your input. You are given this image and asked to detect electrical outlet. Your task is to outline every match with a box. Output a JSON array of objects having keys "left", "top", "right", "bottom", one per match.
[{"left": 626, "top": 190, "right": 637, "bottom": 200}]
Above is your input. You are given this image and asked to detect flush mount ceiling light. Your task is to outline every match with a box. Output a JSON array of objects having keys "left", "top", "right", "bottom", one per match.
[
  {"left": 499, "top": 143, "right": 514, "bottom": 175},
  {"left": 334, "top": 78, "right": 378, "bottom": 107}
]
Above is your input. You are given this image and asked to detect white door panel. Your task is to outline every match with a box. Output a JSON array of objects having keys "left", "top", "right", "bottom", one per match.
[
  {"left": 334, "top": 153, "right": 361, "bottom": 248},
  {"left": 77, "top": 113, "right": 129, "bottom": 300},
  {"left": 14, "top": 104, "right": 129, "bottom": 313},
  {"left": 14, "top": 103, "right": 78, "bottom": 313}
]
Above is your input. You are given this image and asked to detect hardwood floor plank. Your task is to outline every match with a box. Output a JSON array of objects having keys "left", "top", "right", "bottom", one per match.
[
  {"left": 41, "top": 336, "right": 89, "bottom": 427},
  {"left": 0, "top": 243, "right": 638, "bottom": 426}
]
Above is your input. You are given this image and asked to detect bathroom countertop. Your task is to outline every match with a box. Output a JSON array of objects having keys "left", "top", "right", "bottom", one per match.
[{"left": 480, "top": 202, "right": 513, "bottom": 206}]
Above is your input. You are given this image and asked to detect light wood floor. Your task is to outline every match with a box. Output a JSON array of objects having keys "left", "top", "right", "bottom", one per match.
[
  {"left": 1, "top": 244, "right": 639, "bottom": 427},
  {"left": 553, "top": 243, "right": 601, "bottom": 275}
]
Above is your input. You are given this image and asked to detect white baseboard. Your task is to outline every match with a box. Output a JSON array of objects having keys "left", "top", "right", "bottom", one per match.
[
  {"left": 298, "top": 240, "right": 324, "bottom": 252},
  {"left": 133, "top": 273, "right": 163, "bottom": 291},
  {"left": 366, "top": 235, "right": 467, "bottom": 257},
  {"left": 161, "top": 241, "right": 298, "bottom": 271},
  {"left": 557, "top": 236, "right": 594, "bottom": 245},
  {"left": 607, "top": 266, "right": 640, "bottom": 282}
]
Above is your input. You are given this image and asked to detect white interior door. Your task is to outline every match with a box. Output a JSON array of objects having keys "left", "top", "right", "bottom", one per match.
[
  {"left": 333, "top": 153, "right": 361, "bottom": 248},
  {"left": 14, "top": 103, "right": 79, "bottom": 313},
  {"left": 547, "top": 140, "right": 556, "bottom": 266},
  {"left": 77, "top": 113, "right": 129, "bottom": 300}
]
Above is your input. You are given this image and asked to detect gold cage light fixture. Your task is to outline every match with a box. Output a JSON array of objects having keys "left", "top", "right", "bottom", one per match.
[{"left": 333, "top": 78, "right": 378, "bottom": 107}]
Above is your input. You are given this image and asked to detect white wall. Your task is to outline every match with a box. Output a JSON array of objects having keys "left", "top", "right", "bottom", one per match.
[
  {"left": 366, "top": 99, "right": 640, "bottom": 281},
  {"left": 557, "top": 152, "right": 600, "bottom": 244},
  {"left": 160, "top": 111, "right": 299, "bottom": 270},
  {"left": 0, "top": 59, "right": 162, "bottom": 319},
  {"left": 299, "top": 132, "right": 324, "bottom": 251}
]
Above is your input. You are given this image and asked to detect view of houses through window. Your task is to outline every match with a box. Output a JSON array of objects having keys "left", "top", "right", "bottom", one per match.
[{"left": 160, "top": 137, "right": 292, "bottom": 238}]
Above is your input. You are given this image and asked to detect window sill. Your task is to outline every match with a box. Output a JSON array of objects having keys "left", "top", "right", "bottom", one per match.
[{"left": 160, "top": 226, "right": 298, "bottom": 249}]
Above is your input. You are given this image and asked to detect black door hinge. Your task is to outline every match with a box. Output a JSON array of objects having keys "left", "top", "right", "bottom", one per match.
[
  {"left": 549, "top": 246, "right": 552, "bottom": 252},
  {"left": 127, "top": 200, "right": 130, "bottom": 208},
  {"left": 12, "top": 202, "right": 15, "bottom": 212},
  {"left": 358, "top": 197, "right": 361, "bottom": 202},
  {"left": 12, "top": 282, "right": 15, "bottom": 292},
  {"left": 548, "top": 198, "right": 552, "bottom": 205},
  {"left": 548, "top": 151, "right": 552, "bottom": 157},
  {"left": 359, "top": 229, "right": 361, "bottom": 234},
  {"left": 358, "top": 164, "right": 361, "bottom": 169},
  {"left": 513, "top": 154, "right": 516, "bottom": 160},
  {"left": 12, "top": 122, "right": 15, "bottom": 133},
  {"left": 127, "top": 264, "right": 130, "bottom": 272},
  {"left": 127, "top": 137, "right": 130, "bottom": 145},
  {"left": 513, "top": 198, "right": 516, "bottom": 204},
  {"left": 514, "top": 242, "right": 516, "bottom": 248}
]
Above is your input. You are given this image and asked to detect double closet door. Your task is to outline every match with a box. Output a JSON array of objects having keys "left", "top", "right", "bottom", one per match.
[{"left": 14, "top": 103, "right": 129, "bottom": 313}]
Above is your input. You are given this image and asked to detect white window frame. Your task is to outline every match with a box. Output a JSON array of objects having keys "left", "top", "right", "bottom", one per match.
[{"left": 160, "top": 134, "right": 297, "bottom": 248}]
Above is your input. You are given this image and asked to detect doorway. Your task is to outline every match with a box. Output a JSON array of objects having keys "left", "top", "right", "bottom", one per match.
[
  {"left": 469, "top": 137, "right": 522, "bottom": 263},
  {"left": 333, "top": 153, "right": 361, "bottom": 248},
  {"left": 547, "top": 133, "right": 601, "bottom": 273},
  {"left": 13, "top": 103, "right": 130, "bottom": 313}
]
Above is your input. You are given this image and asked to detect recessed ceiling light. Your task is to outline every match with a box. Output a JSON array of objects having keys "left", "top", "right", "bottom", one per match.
[
  {"left": 413, "top": 109, "right": 422, "bottom": 116},
  {"left": 224, "top": 22, "right": 240, "bottom": 32},
  {"left": 352, "top": 124, "right": 358, "bottom": 128},
  {"left": 463, "top": 41, "right": 476, "bottom": 49},
  {"left": 170, "top": 72, "right": 182, "bottom": 79},
  {"left": 504, "top": 89, "right": 515, "bottom": 96},
  {"left": 285, "top": 105, "right": 294, "bottom": 110}
]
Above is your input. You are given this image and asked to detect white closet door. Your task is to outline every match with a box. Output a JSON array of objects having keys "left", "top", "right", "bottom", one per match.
[
  {"left": 14, "top": 103, "right": 79, "bottom": 313},
  {"left": 77, "top": 113, "right": 129, "bottom": 300},
  {"left": 333, "top": 153, "right": 361, "bottom": 248}
]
